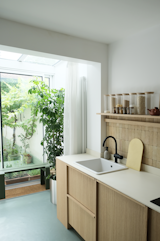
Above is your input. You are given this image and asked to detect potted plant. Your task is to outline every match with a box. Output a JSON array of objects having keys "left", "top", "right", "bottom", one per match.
[{"left": 28, "top": 80, "right": 65, "bottom": 204}]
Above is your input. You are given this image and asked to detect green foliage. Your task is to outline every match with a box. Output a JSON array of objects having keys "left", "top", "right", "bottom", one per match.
[
  {"left": 28, "top": 80, "right": 65, "bottom": 173},
  {"left": 2, "top": 78, "right": 39, "bottom": 155},
  {"left": 28, "top": 169, "right": 40, "bottom": 176},
  {"left": 1, "top": 78, "right": 18, "bottom": 93}
]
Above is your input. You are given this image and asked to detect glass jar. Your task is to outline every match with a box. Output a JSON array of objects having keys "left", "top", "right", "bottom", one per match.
[
  {"left": 123, "top": 93, "right": 130, "bottom": 108},
  {"left": 127, "top": 107, "right": 130, "bottom": 114},
  {"left": 113, "top": 107, "right": 116, "bottom": 114},
  {"left": 123, "top": 107, "right": 127, "bottom": 114},
  {"left": 116, "top": 107, "right": 119, "bottom": 114},
  {"left": 104, "top": 95, "right": 110, "bottom": 113},
  {"left": 130, "top": 105, "right": 135, "bottom": 115},
  {"left": 137, "top": 93, "right": 145, "bottom": 115},
  {"left": 119, "top": 107, "right": 123, "bottom": 114},
  {"left": 130, "top": 93, "right": 137, "bottom": 114},
  {"left": 145, "top": 92, "right": 154, "bottom": 115},
  {"left": 110, "top": 94, "right": 116, "bottom": 114},
  {"left": 116, "top": 94, "right": 122, "bottom": 107}
]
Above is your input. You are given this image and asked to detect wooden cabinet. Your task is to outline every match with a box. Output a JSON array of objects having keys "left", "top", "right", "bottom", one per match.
[
  {"left": 68, "top": 166, "right": 96, "bottom": 213},
  {"left": 57, "top": 158, "right": 69, "bottom": 229},
  {"left": 68, "top": 196, "right": 96, "bottom": 241},
  {"left": 97, "top": 182, "right": 148, "bottom": 241},
  {"left": 148, "top": 209, "right": 160, "bottom": 241},
  {"left": 57, "top": 159, "right": 97, "bottom": 241},
  {"left": 57, "top": 159, "right": 159, "bottom": 241}
]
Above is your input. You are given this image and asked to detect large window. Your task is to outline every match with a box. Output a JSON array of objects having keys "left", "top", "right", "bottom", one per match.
[{"left": 0, "top": 73, "right": 44, "bottom": 170}]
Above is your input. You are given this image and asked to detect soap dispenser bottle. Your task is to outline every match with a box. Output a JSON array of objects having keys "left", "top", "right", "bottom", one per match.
[{"left": 104, "top": 147, "right": 110, "bottom": 160}]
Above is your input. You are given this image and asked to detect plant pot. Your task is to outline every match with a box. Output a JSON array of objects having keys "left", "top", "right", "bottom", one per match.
[
  {"left": 50, "top": 179, "right": 57, "bottom": 205},
  {"left": 23, "top": 154, "right": 32, "bottom": 164}
]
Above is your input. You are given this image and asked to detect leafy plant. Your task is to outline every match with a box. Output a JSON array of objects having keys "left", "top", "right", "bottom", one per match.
[
  {"left": 28, "top": 169, "right": 40, "bottom": 176},
  {"left": 28, "top": 79, "right": 65, "bottom": 179},
  {"left": 2, "top": 79, "right": 38, "bottom": 159}
]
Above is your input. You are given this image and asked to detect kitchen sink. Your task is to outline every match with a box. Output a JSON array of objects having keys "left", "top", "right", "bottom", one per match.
[{"left": 76, "top": 158, "right": 128, "bottom": 175}]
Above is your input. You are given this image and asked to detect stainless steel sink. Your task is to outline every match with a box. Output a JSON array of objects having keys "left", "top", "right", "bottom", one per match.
[{"left": 76, "top": 158, "right": 128, "bottom": 175}]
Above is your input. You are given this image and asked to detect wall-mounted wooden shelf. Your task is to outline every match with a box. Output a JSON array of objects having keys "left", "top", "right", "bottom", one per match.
[
  {"left": 97, "top": 113, "right": 160, "bottom": 128},
  {"left": 97, "top": 113, "right": 160, "bottom": 119},
  {"left": 104, "top": 118, "right": 160, "bottom": 128}
]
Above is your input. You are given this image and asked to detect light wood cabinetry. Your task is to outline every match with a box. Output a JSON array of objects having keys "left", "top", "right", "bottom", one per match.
[
  {"left": 57, "top": 159, "right": 159, "bottom": 241},
  {"left": 97, "top": 182, "right": 148, "bottom": 241},
  {"left": 57, "top": 159, "right": 97, "bottom": 240},
  {"left": 68, "top": 166, "right": 96, "bottom": 213},
  {"left": 57, "top": 158, "right": 69, "bottom": 229},
  {"left": 68, "top": 197, "right": 96, "bottom": 241},
  {"left": 148, "top": 209, "right": 160, "bottom": 241}
]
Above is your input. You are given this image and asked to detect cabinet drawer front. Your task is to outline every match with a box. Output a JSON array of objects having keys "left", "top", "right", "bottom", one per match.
[
  {"left": 68, "top": 198, "right": 96, "bottom": 241},
  {"left": 68, "top": 167, "right": 96, "bottom": 213}
]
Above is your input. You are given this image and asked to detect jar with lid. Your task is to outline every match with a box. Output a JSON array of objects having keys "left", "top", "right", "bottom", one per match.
[
  {"left": 116, "top": 94, "right": 122, "bottom": 107},
  {"left": 119, "top": 107, "right": 123, "bottom": 114},
  {"left": 137, "top": 93, "right": 145, "bottom": 115},
  {"left": 123, "top": 93, "right": 130, "bottom": 110},
  {"left": 127, "top": 107, "right": 130, "bottom": 114},
  {"left": 104, "top": 95, "right": 110, "bottom": 113},
  {"left": 113, "top": 107, "right": 116, "bottom": 114},
  {"left": 130, "top": 93, "right": 137, "bottom": 114},
  {"left": 110, "top": 94, "right": 116, "bottom": 114},
  {"left": 130, "top": 105, "right": 135, "bottom": 115},
  {"left": 145, "top": 92, "right": 154, "bottom": 115},
  {"left": 123, "top": 107, "right": 127, "bottom": 114}
]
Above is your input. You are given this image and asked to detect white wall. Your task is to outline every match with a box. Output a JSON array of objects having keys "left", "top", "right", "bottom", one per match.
[
  {"left": 0, "top": 18, "right": 108, "bottom": 155},
  {"left": 52, "top": 61, "right": 67, "bottom": 90},
  {"left": 108, "top": 24, "right": 160, "bottom": 107},
  {"left": 87, "top": 63, "right": 101, "bottom": 153}
]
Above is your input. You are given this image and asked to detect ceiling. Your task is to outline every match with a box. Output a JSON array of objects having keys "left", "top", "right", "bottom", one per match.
[
  {"left": 0, "top": 50, "right": 60, "bottom": 66},
  {"left": 0, "top": 0, "right": 160, "bottom": 43}
]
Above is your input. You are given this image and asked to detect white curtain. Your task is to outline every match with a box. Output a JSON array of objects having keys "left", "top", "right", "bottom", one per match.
[{"left": 64, "top": 62, "right": 87, "bottom": 155}]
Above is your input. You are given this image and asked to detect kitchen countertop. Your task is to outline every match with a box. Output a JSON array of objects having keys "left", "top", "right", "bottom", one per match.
[{"left": 57, "top": 153, "right": 160, "bottom": 213}]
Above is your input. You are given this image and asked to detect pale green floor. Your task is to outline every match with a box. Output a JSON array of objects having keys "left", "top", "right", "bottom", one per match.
[{"left": 0, "top": 191, "right": 84, "bottom": 241}]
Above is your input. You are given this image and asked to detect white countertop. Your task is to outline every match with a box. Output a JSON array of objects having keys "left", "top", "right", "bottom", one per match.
[{"left": 57, "top": 153, "right": 160, "bottom": 213}]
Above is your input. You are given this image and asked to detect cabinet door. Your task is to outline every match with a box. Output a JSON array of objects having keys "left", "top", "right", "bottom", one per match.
[
  {"left": 68, "top": 166, "right": 96, "bottom": 213},
  {"left": 68, "top": 197, "right": 96, "bottom": 241},
  {"left": 98, "top": 182, "right": 148, "bottom": 241},
  {"left": 57, "top": 158, "right": 69, "bottom": 229},
  {"left": 148, "top": 208, "right": 160, "bottom": 241}
]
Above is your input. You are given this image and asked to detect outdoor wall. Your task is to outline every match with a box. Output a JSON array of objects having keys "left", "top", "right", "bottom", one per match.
[
  {"left": 108, "top": 24, "right": 160, "bottom": 105},
  {"left": 0, "top": 18, "right": 108, "bottom": 155},
  {"left": 3, "top": 109, "right": 43, "bottom": 164}
]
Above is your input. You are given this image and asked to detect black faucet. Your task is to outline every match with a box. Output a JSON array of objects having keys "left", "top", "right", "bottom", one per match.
[{"left": 103, "top": 136, "right": 123, "bottom": 163}]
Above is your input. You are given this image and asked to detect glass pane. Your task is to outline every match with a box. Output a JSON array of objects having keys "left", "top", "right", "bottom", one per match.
[
  {"left": 1, "top": 73, "right": 44, "bottom": 170},
  {"left": 24, "top": 55, "right": 59, "bottom": 66},
  {"left": 0, "top": 51, "right": 22, "bottom": 61},
  {"left": 5, "top": 169, "right": 40, "bottom": 186},
  {"left": 0, "top": 118, "right": 1, "bottom": 170},
  {"left": 44, "top": 77, "right": 50, "bottom": 86}
]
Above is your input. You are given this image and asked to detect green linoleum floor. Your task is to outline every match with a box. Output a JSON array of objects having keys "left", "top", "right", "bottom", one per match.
[{"left": 0, "top": 190, "right": 84, "bottom": 241}]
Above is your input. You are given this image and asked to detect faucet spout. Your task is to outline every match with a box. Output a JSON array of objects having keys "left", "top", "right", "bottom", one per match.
[{"left": 103, "top": 136, "right": 123, "bottom": 163}]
